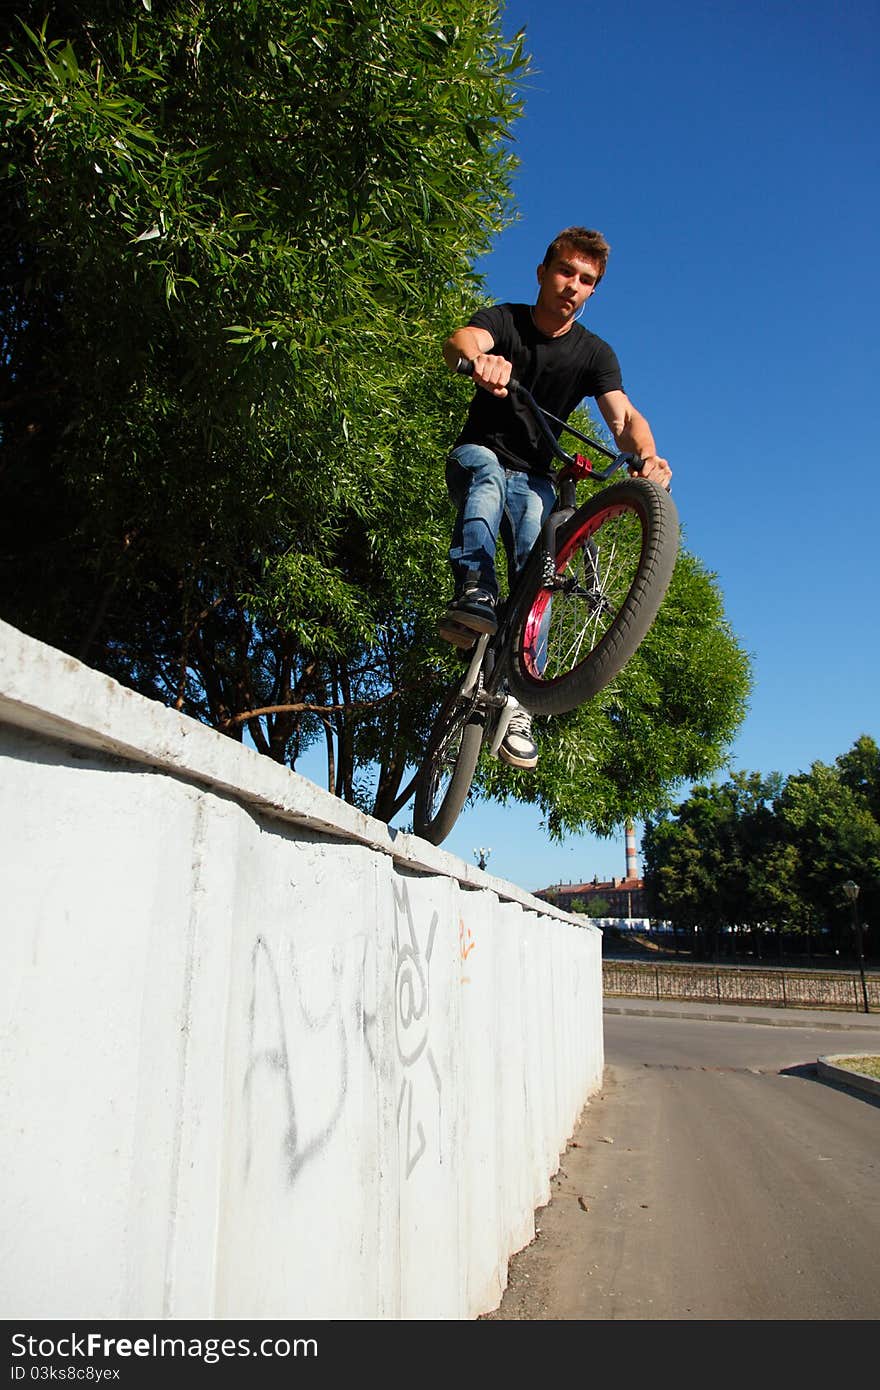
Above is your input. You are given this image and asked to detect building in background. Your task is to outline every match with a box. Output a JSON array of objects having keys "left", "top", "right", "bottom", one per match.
[{"left": 535, "top": 819, "right": 647, "bottom": 919}]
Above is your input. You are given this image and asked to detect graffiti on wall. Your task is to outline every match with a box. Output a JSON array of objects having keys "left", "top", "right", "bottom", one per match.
[
  {"left": 241, "top": 877, "right": 452, "bottom": 1187},
  {"left": 393, "top": 879, "right": 441, "bottom": 1178},
  {"left": 459, "top": 917, "right": 476, "bottom": 984},
  {"left": 242, "top": 934, "right": 347, "bottom": 1187}
]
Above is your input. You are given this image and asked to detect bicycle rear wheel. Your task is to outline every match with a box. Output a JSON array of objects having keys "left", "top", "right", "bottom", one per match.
[
  {"left": 507, "top": 478, "right": 679, "bottom": 716},
  {"left": 413, "top": 686, "right": 485, "bottom": 845}
]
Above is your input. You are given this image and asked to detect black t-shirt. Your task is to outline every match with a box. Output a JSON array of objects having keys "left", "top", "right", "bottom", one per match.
[{"left": 453, "top": 302, "right": 623, "bottom": 474}]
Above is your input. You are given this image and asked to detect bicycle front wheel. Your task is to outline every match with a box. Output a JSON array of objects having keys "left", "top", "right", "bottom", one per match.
[
  {"left": 507, "top": 478, "right": 679, "bottom": 716},
  {"left": 413, "top": 686, "right": 485, "bottom": 846}
]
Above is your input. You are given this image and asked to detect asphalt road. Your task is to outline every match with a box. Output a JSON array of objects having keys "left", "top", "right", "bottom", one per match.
[{"left": 486, "top": 1003, "right": 880, "bottom": 1320}]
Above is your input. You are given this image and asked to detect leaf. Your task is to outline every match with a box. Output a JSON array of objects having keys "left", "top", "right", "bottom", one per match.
[{"left": 464, "top": 123, "right": 482, "bottom": 152}]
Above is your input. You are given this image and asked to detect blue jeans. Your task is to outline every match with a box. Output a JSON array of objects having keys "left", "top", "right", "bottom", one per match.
[{"left": 446, "top": 444, "right": 556, "bottom": 597}]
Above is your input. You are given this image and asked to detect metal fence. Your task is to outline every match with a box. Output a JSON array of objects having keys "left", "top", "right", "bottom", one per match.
[{"left": 603, "top": 960, "right": 879, "bottom": 1013}]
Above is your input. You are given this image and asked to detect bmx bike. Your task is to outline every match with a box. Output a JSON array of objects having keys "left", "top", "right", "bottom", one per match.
[{"left": 410, "top": 358, "right": 680, "bottom": 846}]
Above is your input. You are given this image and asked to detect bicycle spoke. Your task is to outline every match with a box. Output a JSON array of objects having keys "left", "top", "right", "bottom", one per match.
[{"left": 429, "top": 716, "right": 462, "bottom": 807}]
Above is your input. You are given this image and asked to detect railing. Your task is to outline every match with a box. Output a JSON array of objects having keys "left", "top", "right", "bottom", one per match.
[{"left": 603, "top": 961, "right": 879, "bottom": 1013}]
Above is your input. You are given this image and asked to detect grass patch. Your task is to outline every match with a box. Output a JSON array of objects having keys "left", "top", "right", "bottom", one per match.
[{"left": 834, "top": 1055, "right": 880, "bottom": 1080}]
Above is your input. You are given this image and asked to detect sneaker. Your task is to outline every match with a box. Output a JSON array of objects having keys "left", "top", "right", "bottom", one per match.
[
  {"left": 499, "top": 707, "right": 538, "bottom": 769},
  {"left": 438, "top": 585, "right": 497, "bottom": 647}
]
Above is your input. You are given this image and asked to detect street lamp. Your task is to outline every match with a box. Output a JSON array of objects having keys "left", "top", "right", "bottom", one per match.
[
  {"left": 474, "top": 847, "right": 491, "bottom": 871},
  {"left": 842, "top": 880, "right": 870, "bottom": 1015}
]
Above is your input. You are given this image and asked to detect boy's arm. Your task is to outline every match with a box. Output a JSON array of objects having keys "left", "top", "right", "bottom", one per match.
[{"left": 597, "top": 389, "right": 672, "bottom": 487}]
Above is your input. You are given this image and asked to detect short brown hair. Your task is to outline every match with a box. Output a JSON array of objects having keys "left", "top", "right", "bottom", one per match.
[{"left": 543, "top": 226, "right": 611, "bottom": 282}]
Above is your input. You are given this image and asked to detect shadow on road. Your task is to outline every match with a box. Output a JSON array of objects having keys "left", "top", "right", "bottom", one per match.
[{"left": 779, "top": 1061, "right": 880, "bottom": 1109}]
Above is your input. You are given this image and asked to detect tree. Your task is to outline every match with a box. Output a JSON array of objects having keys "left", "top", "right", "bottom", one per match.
[
  {"left": 643, "top": 777, "right": 755, "bottom": 957},
  {"left": 643, "top": 738, "right": 880, "bottom": 961},
  {"left": 1, "top": 0, "right": 525, "bottom": 798},
  {"left": 835, "top": 735, "right": 880, "bottom": 824},
  {"left": 776, "top": 755, "right": 880, "bottom": 957}
]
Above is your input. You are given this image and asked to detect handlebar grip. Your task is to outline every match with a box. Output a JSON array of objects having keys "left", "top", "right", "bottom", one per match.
[{"left": 455, "top": 356, "right": 520, "bottom": 392}]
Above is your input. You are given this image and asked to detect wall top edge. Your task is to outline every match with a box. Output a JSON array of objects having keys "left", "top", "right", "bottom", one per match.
[{"left": 0, "top": 620, "right": 594, "bottom": 931}]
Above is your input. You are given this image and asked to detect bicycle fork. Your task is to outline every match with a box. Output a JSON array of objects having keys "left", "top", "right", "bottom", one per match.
[
  {"left": 457, "top": 631, "right": 526, "bottom": 761},
  {"left": 487, "top": 695, "right": 520, "bottom": 757}
]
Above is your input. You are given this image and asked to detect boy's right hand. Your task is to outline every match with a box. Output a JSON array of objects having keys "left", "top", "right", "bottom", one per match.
[{"left": 470, "top": 353, "right": 513, "bottom": 398}]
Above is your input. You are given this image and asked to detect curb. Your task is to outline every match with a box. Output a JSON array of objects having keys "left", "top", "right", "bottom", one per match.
[
  {"left": 817, "top": 1055, "right": 880, "bottom": 1099},
  {"left": 602, "top": 1003, "right": 876, "bottom": 1031}
]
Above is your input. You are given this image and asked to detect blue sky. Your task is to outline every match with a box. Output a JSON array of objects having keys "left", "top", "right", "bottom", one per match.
[{"left": 309, "top": 0, "right": 880, "bottom": 893}]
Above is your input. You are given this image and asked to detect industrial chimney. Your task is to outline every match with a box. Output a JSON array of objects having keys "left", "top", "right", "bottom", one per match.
[{"left": 625, "top": 819, "right": 638, "bottom": 880}]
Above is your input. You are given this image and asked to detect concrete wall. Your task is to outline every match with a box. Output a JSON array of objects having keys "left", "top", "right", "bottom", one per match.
[{"left": 0, "top": 619, "right": 603, "bottom": 1321}]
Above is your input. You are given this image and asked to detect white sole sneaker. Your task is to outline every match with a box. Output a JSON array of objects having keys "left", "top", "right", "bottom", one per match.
[{"left": 499, "top": 742, "right": 538, "bottom": 770}]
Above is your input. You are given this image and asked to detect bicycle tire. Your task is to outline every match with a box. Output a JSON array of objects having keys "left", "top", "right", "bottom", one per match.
[
  {"left": 413, "top": 686, "right": 485, "bottom": 845},
  {"left": 507, "top": 478, "right": 679, "bottom": 717}
]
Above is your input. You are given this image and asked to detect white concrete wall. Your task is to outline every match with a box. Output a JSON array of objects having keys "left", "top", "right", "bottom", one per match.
[{"left": 0, "top": 619, "right": 603, "bottom": 1321}]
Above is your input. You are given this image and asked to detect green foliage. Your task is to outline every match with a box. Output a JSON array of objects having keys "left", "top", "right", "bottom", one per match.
[
  {"left": 643, "top": 773, "right": 782, "bottom": 938},
  {"left": 643, "top": 736, "right": 880, "bottom": 958},
  {"left": 1, "top": 0, "right": 523, "bottom": 787},
  {"left": 574, "top": 895, "right": 610, "bottom": 919},
  {"left": 776, "top": 748, "right": 880, "bottom": 936},
  {"left": 835, "top": 734, "right": 880, "bottom": 823}
]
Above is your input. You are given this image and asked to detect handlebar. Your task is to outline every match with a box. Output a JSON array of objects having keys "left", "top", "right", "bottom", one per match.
[{"left": 454, "top": 355, "right": 641, "bottom": 483}]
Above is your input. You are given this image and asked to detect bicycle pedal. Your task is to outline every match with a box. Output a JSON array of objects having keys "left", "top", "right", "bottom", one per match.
[{"left": 437, "top": 615, "right": 477, "bottom": 649}]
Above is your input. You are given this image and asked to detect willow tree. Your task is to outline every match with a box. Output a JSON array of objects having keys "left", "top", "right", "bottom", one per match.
[{"left": 1, "top": 0, "right": 525, "bottom": 770}]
